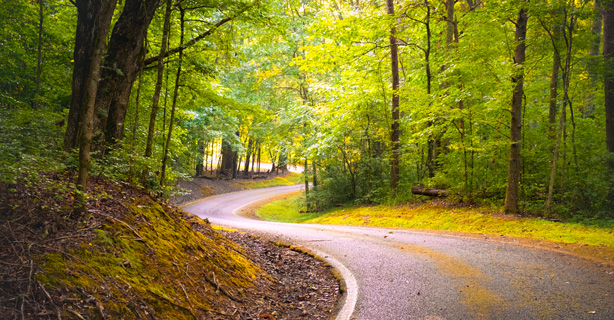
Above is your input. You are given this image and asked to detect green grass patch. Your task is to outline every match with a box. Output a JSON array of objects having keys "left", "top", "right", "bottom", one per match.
[
  {"left": 258, "top": 195, "right": 614, "bottom": 247},
  {"left": 238, "top": 172, "right": 302, "bottom": 189},
  {"left": 256, "top": 193, "right": 324, "bottom": 223}
]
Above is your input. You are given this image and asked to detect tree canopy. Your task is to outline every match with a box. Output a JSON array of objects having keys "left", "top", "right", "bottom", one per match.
[{"left": 1, "top": 0, "right": 613, "bottom": 219}]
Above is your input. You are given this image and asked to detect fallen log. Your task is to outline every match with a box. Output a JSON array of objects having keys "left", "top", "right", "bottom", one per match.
[{"left": 411, "top": 186, "right": 450, "bottom": 197}]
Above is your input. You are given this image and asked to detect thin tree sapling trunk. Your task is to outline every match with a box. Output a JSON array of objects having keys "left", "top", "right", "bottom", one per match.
[
  {"left": 35, "top": 0, "right": 43, "bottom": 109},
  {"left": 145, "top": 0, "right": 172, "bottom": 158},
  {"left": 387, "top": 0, "right": 401, "bottom": 195},
  {"left": 160, "top": 4, "right": 185, "bottom": 185},
  {"left": 504, "top": 7, "right": 528, "bottom": 215}
]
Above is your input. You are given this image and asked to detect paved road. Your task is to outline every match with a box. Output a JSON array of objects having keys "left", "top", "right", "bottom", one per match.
[{"left": 182, "top": 185, "right": 614, "bottom": 320}]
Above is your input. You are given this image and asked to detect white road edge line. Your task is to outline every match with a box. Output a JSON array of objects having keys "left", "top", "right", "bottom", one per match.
[{"left": 232, "top": 196, "right": 358, "bottom": 320}]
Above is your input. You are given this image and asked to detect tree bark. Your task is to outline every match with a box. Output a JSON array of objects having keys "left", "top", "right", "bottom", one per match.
[
  {"left": 312, "top": 158, "right": 318, "bottom": 190},
  {"left": 387, "top": 0, "right": 400, "bottom": 195},
  {"left": 98, "top": 0, "right": 160, "bottom": 148},
  {"left": 605, "top": 0, "right": 614, "bottom": 154},
  {"left": 196, "top": 139, "right": 204, "bottom": 176},
  {"left": 411, "top": 186, "right": 450, "bottom": 197},
  {"left": 585, "top": 0, "right": 602, "bottom": 118},
  {"left": 64, "top": 0, "right": 160, "bottom": 151},
  {"left": 504, "top": 7, "right": 528, "bottom": 215},
  {"left": 160, "top": 4, "right": 185, "bottom": 186},
  {"left": 72, "top": 0, "right": 118, "bottom": 213},
  {"left": 548, "top": 19, "right": 562, "bottom": 142},
  {"left": 131, "top": 68, "right": 143, "bottom": 148},
  {"left": 145, "top": 0, "right": 172, "bottom": 157},
  {"left": 244, "top": 137, "right": 253, "bottom": 176}
]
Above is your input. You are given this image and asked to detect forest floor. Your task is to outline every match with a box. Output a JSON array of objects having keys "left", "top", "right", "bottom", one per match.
[{"left": 0, "top": 172, "right": 340, "bottom": 319}]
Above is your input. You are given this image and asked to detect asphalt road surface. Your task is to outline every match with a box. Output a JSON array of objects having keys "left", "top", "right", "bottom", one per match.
[{"left": 182, "top": 185, "right": 614, "bottom": 320}]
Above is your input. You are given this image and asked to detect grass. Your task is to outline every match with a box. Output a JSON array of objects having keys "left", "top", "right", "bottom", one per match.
[
  {"left": 256, "top": 193, "right": 324, "bottom": 223},
  {"left": 256, "top": 193, "right": 614, "bottom": 247},
  {"left": 237, "top": 172, "right": 303, "bottom": 189}
]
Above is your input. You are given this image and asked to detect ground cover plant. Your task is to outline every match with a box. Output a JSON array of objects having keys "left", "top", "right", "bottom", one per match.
[{"left": 257, "top": 193, "right": 614, "bottom": 263}]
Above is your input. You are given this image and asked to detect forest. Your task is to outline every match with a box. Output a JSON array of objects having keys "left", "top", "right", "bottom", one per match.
[{"left": 1, "top": 0, "right": 613, "bottom": 221}]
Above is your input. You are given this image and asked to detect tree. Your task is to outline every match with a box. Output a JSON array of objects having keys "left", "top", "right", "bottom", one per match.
[
  {"left": 504, "top": 6, "right": 528, "bottom": 215},
  {"left": 160, "top": 3, "right": 186, "bottom": 185},
  {"left": 145, "top": 0, "right": 172, "bottom": 158},
  {"left": 97, "top": 0, "right": 160, "bottom": 148},
  {"left": 72, "top": 0, "right": 118, "bottom": 213},
  {"left": 605, "top": 0, "right": 614, "bottom": 155},
  {"left": 64, "top": 0, "right": 160, "bottom": 151},
  {"left": 387, "top": 0, "right": 401, "bottom": 195}
]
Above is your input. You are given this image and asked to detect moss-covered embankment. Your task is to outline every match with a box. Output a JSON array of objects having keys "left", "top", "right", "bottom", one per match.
[{"left": 0, "top": 173, "right": 288, "bottom": 319}]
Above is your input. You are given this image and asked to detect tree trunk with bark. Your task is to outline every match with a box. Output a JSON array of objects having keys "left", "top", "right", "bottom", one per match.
[
  {"left": 196, "top": 139, "right": 204, "bottom": 176},
  {"left": 144, "top": 0, "right": 172, "bottom": 158},
  {"left": 411, "top": 186, "right": 450, "bottom": 197},
  {"left": 160, "top": 4, "right": 185, "bottom": 186},
  {"left": 387, "top": 0, "right": 400, "bottom": 195},
  {"left": 585, "top": 0, "right": 602, "bottom": 118},
  {"left": 64, "top": 0, "right": 159, "bottom": 151},
  {"left": 244, "top": 138, "right": 253, "bottom": 176},
  {"left": 605, "top": 0, "right": 614, "bottom": 154},
  {"left": 97, "top": 0, "right": 160, "bottom": 148},
  {"left": 35, "top": 0, "right": 43, "bottom": 109},
  {"left": 504, "top": 7, "right": 528, "bottom": 215},
  {"left": 219, "top": 138, "right": 235, "bottom": 178},
  {"left": 72, "top": 0, "right": 118, "bottom": 213}
]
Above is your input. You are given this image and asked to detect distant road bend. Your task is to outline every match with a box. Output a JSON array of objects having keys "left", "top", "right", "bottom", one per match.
[{"left": 182, "top": 185, "right": 614, "bottom": 320}]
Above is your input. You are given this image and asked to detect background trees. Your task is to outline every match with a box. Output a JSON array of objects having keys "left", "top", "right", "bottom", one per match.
[{"left": 0, "top": 0, "right": 612, "bottom": 219}]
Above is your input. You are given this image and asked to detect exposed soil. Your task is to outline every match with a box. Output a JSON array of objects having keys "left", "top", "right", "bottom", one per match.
[{"left": 0, "top": 172, "right": 340, "bottom": 319}]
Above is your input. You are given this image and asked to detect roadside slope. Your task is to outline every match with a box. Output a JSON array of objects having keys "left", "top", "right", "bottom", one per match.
[{"left": 0, "top": 173, "right": 338, "bottom": 319}]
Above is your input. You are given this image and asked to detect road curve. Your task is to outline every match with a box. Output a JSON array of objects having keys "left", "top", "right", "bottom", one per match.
[{"left": 182, "top": 185, "right": 614, "bottom": 320}]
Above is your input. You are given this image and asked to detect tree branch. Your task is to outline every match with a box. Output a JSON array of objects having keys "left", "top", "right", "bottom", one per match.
[{"left": 144, "top": 11, "right": 244, "bottom": 66}]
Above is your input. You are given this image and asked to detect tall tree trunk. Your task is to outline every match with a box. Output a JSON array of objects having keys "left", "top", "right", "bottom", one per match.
[
  {"left": 387, "top": 0, "right": 401, "bottom": 195},
  {"left": 196, "top": 139, "right": 204, "bottom": 176},
  {"left": 35, "top": 0, "right": 43, "bottom": 109},
  {"left": 98, "top": 0, "right": 160, "bottom": 148},
  {"left": 605, "top": 0, "right": 614, "bottom": 154},
  {"left": 504, "top": 7, "right": 528, "bottom": 215},
  {"left": 73, "top": 0, "right": 118, "bottom": 213},
  {"left": 424, "top": 0, "right": 436, "bottom": 179},
  {"left": 257, "top": 143, "right": 261, "bottom": 173},
  {"left": 244, "top": 137, "right": 253, "bottom": 176},
  {"left": 131, "top": 68, "right": 143, "bottom": 148},
  {"left": 586, "top": 0, "right": 603, "bottom": 118},
  {"left": 548, "top": 51, "right": 560, "bottom": 141},
  {"left": 220, "top": 138, "right": 235, "bottom": 178},
  {"left": 64, "top": 0, "right": 116, "bottom": 151},
  {"left": 64, "top": 0, "right": 159, "bottom": 151},
  {"left": 160, "top": 5, "right": 185, "bottom": 186},
  {"left": 546, "top": 8, "right": 576, "bottom": 214},
  {"left": 312, "top": 158, "right": 318, "bottom": 191},
  {"left": 304, "top": 158, "right": 309, "bottom": 196},
  {"left": 145, "top": 0, "right": 172, "bottom": 158},
  {"left": 548, "top": 18, "right": 562, "bottom": 142}
]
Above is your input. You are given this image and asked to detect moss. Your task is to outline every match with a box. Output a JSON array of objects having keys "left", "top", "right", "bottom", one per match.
[{"left": 36, "top": 195, "right": 266, "bottom": 319}]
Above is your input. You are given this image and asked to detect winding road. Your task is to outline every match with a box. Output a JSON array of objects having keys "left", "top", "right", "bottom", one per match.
[{"left": 182, "top": 185, "right": 614, "bottom": 320}]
